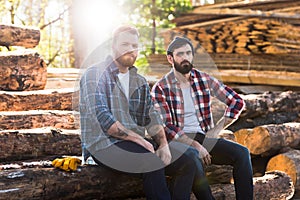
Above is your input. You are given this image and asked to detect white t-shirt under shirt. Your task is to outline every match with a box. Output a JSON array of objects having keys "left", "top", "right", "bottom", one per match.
[
  {"left": 117, "top": 71, "right": 130, "bottom": 100},
  {"left": 181, "top": 87, "right": 203, "bottom": 133}
]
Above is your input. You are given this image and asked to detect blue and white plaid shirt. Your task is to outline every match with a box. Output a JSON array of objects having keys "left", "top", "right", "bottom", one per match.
[{"left": 80, "top": 56, "right": 162, "bottom": 156}]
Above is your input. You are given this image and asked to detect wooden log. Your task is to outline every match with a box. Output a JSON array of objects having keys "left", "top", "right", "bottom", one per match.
[
  {"left": 0, "top": 24, "right": 40, "bottom": 48},
  {"left": 205, "top": 164, "right": 233, "bottom": 184},
  {"left": 0, "top": 164, "right": 294, "bottom": 200},
  {"left": 0, "top": 126, "right": 232, "bottom": 185},
  {"left": 210, "top": 171, "right": 294, "bottom": 200},
  {"left": 0, "top": 88, "right": 77, "bottom": 111},
  {"left": 0, "top": 50, "right": 47, "bottom": 91},
  {"left": 266, "top": 149, "right": 300, "bottom": 196},
  {"left": 0, "top": 110, "right": 79, "bottom": 130},
  {"left": 0, "top": 165, "right": 145, "bottom": 200},
  {"left": 230, "top": 91, "right": 300, "bottom": 132},
  {"left": 233, "top": 128, "right": 252, "bottom": 147},
  {"left": 0, "top": 128, "right": 81, "bottom": 161},
  {"left": 234, "top": 123, "right": 300, "bottom": 156}
]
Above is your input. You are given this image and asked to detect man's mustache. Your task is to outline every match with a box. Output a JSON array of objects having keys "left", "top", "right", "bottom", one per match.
[{"left": 181, "top": 60, "right": 192, "bottom": 65}]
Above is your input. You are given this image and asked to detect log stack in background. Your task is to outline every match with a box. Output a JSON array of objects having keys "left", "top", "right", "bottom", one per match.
[
  {"left": 150, "top": 0, "right": 300, "bottom": 88},
  {"left": 0, "top": 24, "right": 47, "bottom": 91},
  {"left": 0, "top": 87, "right": 298, "bottom": 199},
  {"left": 1, "top": 4, "right": 300, "bottom": 198}
]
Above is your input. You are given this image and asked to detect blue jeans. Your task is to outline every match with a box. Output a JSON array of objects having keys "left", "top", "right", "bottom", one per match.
[
  {"left": 188, "top": 133, "right": 254, "bottom": 200},
  {"left": 92, "top": 140, "right": 203, "bottom": 200}
]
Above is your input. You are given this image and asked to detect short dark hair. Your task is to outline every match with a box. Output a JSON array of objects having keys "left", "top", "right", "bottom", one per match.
[{"left": 167, "top": 37, "right": 194, "bottom": 56}]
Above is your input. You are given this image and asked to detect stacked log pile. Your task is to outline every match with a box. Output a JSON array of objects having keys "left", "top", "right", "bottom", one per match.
[
  {"left": 233, "top": 124, "right": 300, "bottom": 198},
  {"left": 0, "top": 88, "right": 298, "bottom": 199},
  {"left": 150, "top": 0, "right": 300, "bottom": 88},
  {"left": 0, "top": 24, "right": 47, "bottom": 91},
  {"left": 0, "top": 24, "right": 298, "bottom": 199}
]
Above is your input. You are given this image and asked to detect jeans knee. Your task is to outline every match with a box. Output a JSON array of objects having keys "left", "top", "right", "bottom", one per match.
[
  {"left": 236, "top": 145, "right": 251, "bottom": 163},
  {"left": 185, "top": 147, "right": 199, "bottom": 161}
]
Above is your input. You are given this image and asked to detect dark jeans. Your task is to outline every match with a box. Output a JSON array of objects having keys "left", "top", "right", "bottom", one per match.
[
  {"left": 187, "top": 133, "right": 254, "bottom": 200},
  {"left": 92, "top": 140, "right": 204, "bottom": 200}
]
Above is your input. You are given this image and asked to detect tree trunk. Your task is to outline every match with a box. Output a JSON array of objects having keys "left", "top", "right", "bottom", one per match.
[
  {"left": 0, "top": 88, "right": 76, "bottom": 111},
  {"left": 0, "top": 165, "right": 144, "bottom": 200},
  {"left": 0, "top": 24, "right": 40, "bottom": 48},
  {"left": 0, "top": 128, "right": 81, "bottom": 162},
  {"left": 0, "top": 165, "right": 294, "bottom": 200},
  {"left": 0, "top": 110, "right": 79, "bottom": 130},
  {"left": 0, "top": 50, "right": 47, "bottom": 91},
  {"left": 210, "top": 171, "right": 294, "bottom": 200},
  {"left": 229, "top": 91, "right": 300, "bottom": 132},
  {"left": 205, "top": 164, "right": 233, "bottom": 184},
  {"left": 266, "top": 149, "right": 300, "bottom": 196},
  {"left": 234, "top": 123, "right": 300, "bottom": 156}
]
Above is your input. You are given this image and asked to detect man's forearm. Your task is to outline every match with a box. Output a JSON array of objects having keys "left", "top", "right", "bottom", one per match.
[
  {"left": 107, "top": 121, "right": 143, "bottom": 142},
  {"left": 148, "top": 125, "right": 168, "bottom": 147},
  {"left": 176, "top": 134, "right": 196, "bottom": 146}
]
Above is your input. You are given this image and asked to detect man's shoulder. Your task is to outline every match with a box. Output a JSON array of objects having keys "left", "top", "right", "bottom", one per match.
[{"left": 157, "top": 70, "right": 173, "bottom": 83}]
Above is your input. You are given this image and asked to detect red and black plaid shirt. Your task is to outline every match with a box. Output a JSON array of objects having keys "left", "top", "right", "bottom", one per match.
[{"left": 151, "top": 68, "right": 245, "bottom": 140}]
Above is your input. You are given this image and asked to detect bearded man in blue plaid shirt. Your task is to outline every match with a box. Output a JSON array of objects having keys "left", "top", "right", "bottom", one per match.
[
  {"left": 79, "top": 26, "right": 213, "bottom": 199},
  {"left": 151, "top": 37, "right": 253, "bottom": 200}
]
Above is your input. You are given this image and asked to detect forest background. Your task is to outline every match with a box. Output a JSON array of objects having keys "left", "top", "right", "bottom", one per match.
[{"left": 0, "top": 0, "right": 201, "bottom": 72}]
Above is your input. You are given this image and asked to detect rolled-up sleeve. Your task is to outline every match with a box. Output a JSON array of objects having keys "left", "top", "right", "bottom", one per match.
[{"left": 209, "top": 76, "right": 245, "bottom": 119}]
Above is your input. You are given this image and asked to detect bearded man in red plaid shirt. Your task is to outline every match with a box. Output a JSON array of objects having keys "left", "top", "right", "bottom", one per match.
[{"left": 151, "top": 37, "right": 253, "bottom": 200}]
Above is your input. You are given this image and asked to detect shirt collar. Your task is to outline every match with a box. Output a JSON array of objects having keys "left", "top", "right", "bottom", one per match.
[
  {"left": 170, "top": 68, "right": 195, "bottom": 84},
  {"left": 105, "top": 55, "right": 137, "bottom": 78}
]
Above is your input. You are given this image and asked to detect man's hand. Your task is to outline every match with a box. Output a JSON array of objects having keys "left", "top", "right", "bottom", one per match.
[
  {"left": 156, "top": 144, "right": 172, "bottom": 166},
  {"left": 134, "top": 138, "right": 155, "bottom": 153},
  {"left": 52, "top": 157, "right": 81, "bottom": 171},
  {"left": 191, "top": 140, "right": 212, "bottom": 166}
]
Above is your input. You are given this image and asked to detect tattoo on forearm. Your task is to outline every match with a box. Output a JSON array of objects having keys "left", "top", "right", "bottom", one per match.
[{"left": 115, "top": 127, "right": 129, "bottom": 138}]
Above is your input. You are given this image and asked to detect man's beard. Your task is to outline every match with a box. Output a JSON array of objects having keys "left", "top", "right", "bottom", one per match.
[
  {"left": 174, "top": 60, "right": 193, "bottom": 74},
  {"left": 115, "top": 52, "right": 137, "bottom": 67}
]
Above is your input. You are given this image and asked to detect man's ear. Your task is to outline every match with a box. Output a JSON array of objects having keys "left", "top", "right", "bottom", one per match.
[{"left": 166, "top": 55, "right": 173, "bottom": 65}]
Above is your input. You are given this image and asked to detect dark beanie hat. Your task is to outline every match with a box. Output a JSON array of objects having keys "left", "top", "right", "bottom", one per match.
[{"left": 167, "top": 37, "right": 194, "bottom": 55}]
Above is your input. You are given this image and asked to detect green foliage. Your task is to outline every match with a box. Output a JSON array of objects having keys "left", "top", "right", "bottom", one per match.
[{"left": 121, "top": 0, "right": 192, "bottom": 70}]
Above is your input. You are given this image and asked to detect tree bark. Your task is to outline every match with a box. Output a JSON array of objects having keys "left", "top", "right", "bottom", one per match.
[
  {"left": 234, "top": 123, "right": 300, "bottom": 156},
  {"left": 0, "top": 110, "right": 79, "bottom": 130},
  {"left": 230, "top": 91, "right": 300, "bottom": 132},
  {"left": 0, "top": 88, "right": 76, "bottom": 111},
  {"left": 0, "top": 165, "right": 294, "bottom": 200},
  {"left": 210, "top": 171, "right": 294, "bottom": 200},
  {"left": 0, "top": 24, "right": 40, "bottom": 48},
  {"left": 0, "top": 50, "right": 47, "bottom": 91},
  {"left": 205, "top": 164, "right": 233, "bottom": 184},
  {"left": 0, "top": 128, "right": 81, "bottom": 162},
  {"left": 266, "top": 149, "right": 300, "bottom": 195}
]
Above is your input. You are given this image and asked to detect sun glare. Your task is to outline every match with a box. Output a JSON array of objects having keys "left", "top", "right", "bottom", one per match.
[{"left": 73, "top": 0, "right": 125, "bottom": 43}]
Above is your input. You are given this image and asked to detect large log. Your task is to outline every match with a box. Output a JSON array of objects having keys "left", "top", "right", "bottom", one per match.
[
  {"left": 230, "top": 91, "right": 300, "bottom": 132},
  {"left": 0, "top": 165, "right": 145, "bottom": 200},
  {"left": 0, "top": 88, "right": 76, "bottom": 111},
  {"left": 0, "top": 24, "right": 40, "bottom": 48},
  {"left": 205, "top": 164, "right": 233, "bottom": 184},
  {"left": 0, "top": 128, "right": 81, "bottom": 162},
  {"left": 0, "top": 164, "right": 294, "bottom": 200},
  {"left": 234, "top": 123, "right": 300, "bottom": 156},
  {"left": 0, "top": 127, "right": 233, "bottom": 185},
  {"left": 0, "top": 50, "right": 47, "bottom": 91},
  {"left": 0, "top": 110, "right": 79, "bottom": 130},
  {"left": 210, "top": 171, "right": 294, "bottom": 200},
  {"left": 266, "top": 149, "right": 300, "bottom": 197}
]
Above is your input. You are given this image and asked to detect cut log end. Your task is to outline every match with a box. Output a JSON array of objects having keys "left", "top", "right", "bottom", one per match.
[
  {"left": 245, "top": 126, "right": 270, "bottom": 155},
  {"left": 266, "top": 149, "right": 300, "bottom": 191}
]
